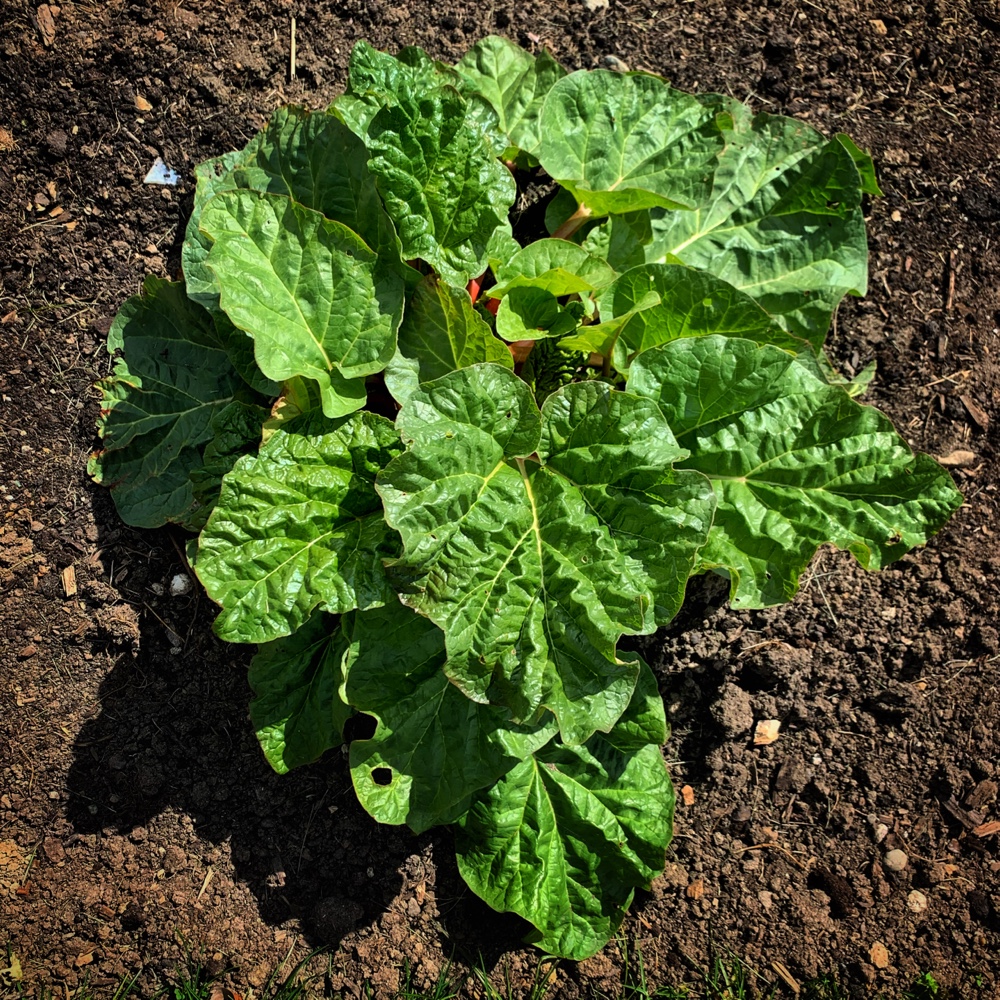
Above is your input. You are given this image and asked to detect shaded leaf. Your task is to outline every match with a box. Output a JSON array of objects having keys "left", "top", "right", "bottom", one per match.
[
  {"left": 249, "top": 612, "right": 351, "bottom": 774},
  {"left": 343, "top": 600, "right": 557, "bottom": 832},
  {"left": 89, "top": 277, "right": 264, "bottom": 529}
]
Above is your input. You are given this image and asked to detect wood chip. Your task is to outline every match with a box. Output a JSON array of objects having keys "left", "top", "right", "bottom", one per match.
[
  {"left": 680, "top": 784, "right": 695, "bottom": 806},
  {"left": 772, "top": 962, "right": 801, "bottom": 994},
  {"left": 960, "top": 394, "right": 990, "bottom": 432},
  {"left": 936, "top": 449, "right": 977, "bottom": 467},
  {"left": 870, "top": 18, "right": 888, "bottom": 34},
  {"left": 61, "top": 564, "right": 77, "bottom": 597},
  {"left": 134, "top": 95, "right": 153, "bottom": 112},
  {"left": 685, "top": 879, "right": 705, "bottom": 900},
  {"left": 870, "top": 941, "right": 890, "bottom": 969},
  {"left": 35, "top": 3, "right": 57, "bottom": 46},
  {"left": 972, "top": 820, "right": 1000, "bottom": 838},
  {"left": 754, "top": 719, "right": 781, "bottom": 745}
]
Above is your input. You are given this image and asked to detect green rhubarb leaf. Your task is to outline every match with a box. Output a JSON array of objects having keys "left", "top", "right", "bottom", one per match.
[
  {"left": 539, "top": 381, "right": 716, "bottom": 628},
  {"left": 629, "top": 336, "right": 964, "bottom": 608},
  {"left": 455, "top": 672, "right": 674, "bottom": 960},
  {"left": 365, "top": 87, "right": 517, "bottom": 285},
  {"left": 596, "top": 263, "right": 806, "bottom": 369},
  {"left": 335, "top": 41, "right": 455, "bottom": 138},
  {"left": 645, "top": 114, "right": 872, "bottom": 345},
  {"left": 89, "top": 277, "right": 265, "bottom": 529},
  {"left": 536, "top": 70, "right": 725, "bottom": 215},
  {"left": 249, "top": 612, "right": 351, "bottom": 774},
  {"left": 343, "top": 600, "right": 557, "bottom": 833},
  {"left": 384, "top": 275, "right": 513, "bottom": 405},
  {"left": 188, "top": 400, "right": 271, "bottom": 530},
  {"left": 378, "top": 364, "right": 711, "bottom": 742},
  {"left": 183, "top": 144, "right": 263, "bottom": 312},
  {"left": 495, "top": 287, "right": 584, "bottom": 343},
  {"left": 581, "top": 212, "right": 652, "bottom": 272},
  {"left": 183, "top": 106, "right": 403, "bottom": 318},
  {"left": 200, "top": 190, "right": 404, "bottom": 417},
  {"left": 489, "top": 239, "right": 617, "bottom": 299},
  {"left": 196, "top": 410, "right": 404, "bottom": 644},
  {"left": 455, "top": 36, "right": 567, "bottom": 155}
]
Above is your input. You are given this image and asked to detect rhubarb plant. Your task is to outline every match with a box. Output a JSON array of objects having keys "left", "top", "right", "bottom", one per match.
[{"left": 90, "top": 36, "right": 963, "bottom": 960}]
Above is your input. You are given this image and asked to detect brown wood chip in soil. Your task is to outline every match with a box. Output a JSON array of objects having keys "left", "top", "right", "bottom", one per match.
[{"left": 1, "top": 0, "right": 998, "bottom": 996}]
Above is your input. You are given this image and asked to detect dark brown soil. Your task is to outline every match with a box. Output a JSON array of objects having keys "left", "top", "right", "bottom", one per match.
[{"left": 1, "top": 1, "right": 998, "bottom": 997}]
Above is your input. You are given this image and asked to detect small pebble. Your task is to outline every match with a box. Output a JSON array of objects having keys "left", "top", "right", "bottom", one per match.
[
  {"left": 907, "top": 890, "right": 928, "bottom": 913},
  {"left": 874, "top": 823, "right": 889, "bottom": 843},
  {"left": 169, "top": 573, "right": 192, "bottom": 596},
  {"left": 884, "top": 848, "right": 908, "bottom": 872}
]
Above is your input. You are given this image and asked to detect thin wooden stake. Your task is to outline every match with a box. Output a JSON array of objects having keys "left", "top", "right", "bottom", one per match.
[{"left": 290, "top": 17, "right": 296, "bottom": 81}]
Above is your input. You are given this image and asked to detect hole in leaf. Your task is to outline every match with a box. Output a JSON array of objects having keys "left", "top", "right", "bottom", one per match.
[
  {"left": 371, "top": 767, "right": 393, "bottom": 786},
  {"left": 344, "top": 713, "right": 378, "bottom": 742}
]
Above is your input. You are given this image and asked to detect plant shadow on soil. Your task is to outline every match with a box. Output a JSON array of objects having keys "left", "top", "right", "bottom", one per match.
[{"left": 59, "top": 495, "right": 550, "bottom": 963}]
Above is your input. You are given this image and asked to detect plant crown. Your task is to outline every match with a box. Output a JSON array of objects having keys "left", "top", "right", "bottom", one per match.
[{"left": 90, "top": 36, "right": 963, "bottom": 960}]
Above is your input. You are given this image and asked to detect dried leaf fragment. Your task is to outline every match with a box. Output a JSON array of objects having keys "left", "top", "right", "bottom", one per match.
[
  {"left": 134, "top": 95, "right": 153, "bottom": 112},
  {"left": 754, "top": 719, "right": 781, "bottom": 745},
  {"left": 934, "top": 446, "right": 977, "bottom": 467}
]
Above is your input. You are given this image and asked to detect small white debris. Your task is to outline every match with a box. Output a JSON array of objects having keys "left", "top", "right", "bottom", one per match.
[
  {"left": 884, "top": 848, "right": 908, "bottom": 872},
  {"left": 583, "top": 0, "right": 609, "bottom": 9},
  {"left": 874, "top": 823, "right": 889, "bottom": 844},
  {"left": 150, "top": 582, "right": 165, "bottom": 596},
  {"left": 144, "top": 157, "right": 180, "bottom": 186},
  {"left": 907, "top": 890, "right": 928, "bottom": 913},
  {"left": 753, "top": 719, "right": 781, "bottom": 745},
  {"left": 169, "top": 573, "right": 192, "bottom": 596}
]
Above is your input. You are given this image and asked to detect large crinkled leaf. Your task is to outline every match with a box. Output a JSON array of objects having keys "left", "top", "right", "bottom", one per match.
[
  {"left": 595, "top": 263, "right": 806, "bottom": 368},
  {"left": 384, "top": 275, "right": 513, "bottom": 405},
  {"left": 365, "top": 88, "right": 517, "bottom": 285},
  {"left": 377, "top": 365, "right": 642, "bottom": 743},
  {"left": 628, "top": 336, "right": 964, "bottom": 608},
  {"left": 455, "top": 670, "right": 674, "bottom": 960},
  {"left": 196, "top": 410, "right": 404, "bottom": 644},
  {"left": 200, "top": 190, "right": 404, "bottom": 417},
  {"left": 377, "top": 365, "right": 711, "bottom": 742},
  {"left": 89, "top": 277, "right": 265, "bottom": 529},
  {"left": 248, "top": 612, "right": 351, "bottom": 774},
  {"left": 342, "top": 600, "right": 557, "bottom": 833},
  {"left": 183, "top": 106, "right": 403, "bottom": 317},
  {"left": 581, "top": 212, "right": 652, "bottom": 272},
  {"left": 536, "top": 70, "right": 726, "bottom": 214},
  {"left": 455, "top": 36, "right": 567, "bottom": 155},
  {"left": 539, "top": 382, "right": 716, "bottom": 628},
  {"left": 645, "top": 113, "right": 871, "bottom": 344},
  {"left": 335, "top": 41, "right": 455, "bottom": 139}
]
